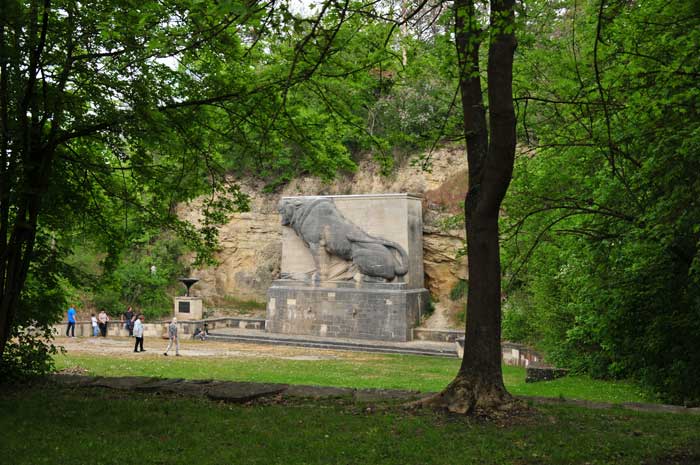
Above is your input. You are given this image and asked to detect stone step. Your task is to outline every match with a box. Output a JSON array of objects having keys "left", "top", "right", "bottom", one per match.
[{"left": 205, "top": 332, "right": 458, "bottom": 358}]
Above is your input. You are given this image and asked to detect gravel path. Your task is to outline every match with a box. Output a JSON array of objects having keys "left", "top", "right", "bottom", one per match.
[{"left": 57, "top": 336, "right": 387, "bottom": 361}]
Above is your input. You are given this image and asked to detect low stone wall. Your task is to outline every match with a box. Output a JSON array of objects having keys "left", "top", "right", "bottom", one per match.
[
  {"left": 54, "top": 317, "right": 265, "bottom": 339},
  {"left": 200, "top": 317, "right": 265, "bottom": 330},
  {"left": 525, "top": 366, "right": 569, "bottom": 383},
  {"left": 453, "top": 339, "right": 543, "bottom": 367},
  {"left": 412, "top": 328, "right": 463, "bottom": 343},
  {"left": 502, "top": 342, "right": 542, "bottom": 367}
]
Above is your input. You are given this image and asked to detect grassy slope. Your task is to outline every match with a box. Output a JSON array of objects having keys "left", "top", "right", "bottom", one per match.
[
  {"left": 55, "top": 352, "right": 649, "bottom": 403},
  {"left": 1, "top": 384, "right": 698, "bottom": 465}
]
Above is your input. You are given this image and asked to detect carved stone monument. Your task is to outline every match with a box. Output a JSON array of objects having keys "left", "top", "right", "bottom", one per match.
[{"left": 266, "top": 194, "right": 429, "bottom": 341}]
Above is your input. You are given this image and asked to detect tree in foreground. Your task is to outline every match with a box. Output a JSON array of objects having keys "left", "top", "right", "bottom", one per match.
[{"left": 416, "top": 0, "right": 518, "bottom": 414}]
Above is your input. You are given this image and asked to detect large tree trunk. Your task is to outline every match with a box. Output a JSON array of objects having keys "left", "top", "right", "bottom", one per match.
[
  {"left": 0, "top": 2, "right": 56, "bottom": 361},
  {"left": 0, "top": 147, "right": 54, "bottom": 359},
  {"left": 418, "top": 0, "right": 517, "bottom": 414}
]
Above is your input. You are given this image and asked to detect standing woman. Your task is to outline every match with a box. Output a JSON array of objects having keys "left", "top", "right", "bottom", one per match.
[
  {"left": 133, "top": 315, "right": 145, "bottom": 353},
  {"left": 97, "top": 309, "right": 109, "bottom": 337}
]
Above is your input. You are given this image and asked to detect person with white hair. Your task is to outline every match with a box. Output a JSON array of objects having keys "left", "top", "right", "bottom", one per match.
[
  {"left": 163, "top": 317, "right": 180, "bottom": 356},
  {"left": 133, "top": 314, "right": 145, "bottom": 352}
]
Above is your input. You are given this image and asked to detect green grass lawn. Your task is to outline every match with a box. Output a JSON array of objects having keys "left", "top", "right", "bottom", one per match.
[
  {"left": 55, "top": 351, "right": 649, "bottom": 403},
  {"left": 1, "top": 383, "right": 698, "bottom": 465}
]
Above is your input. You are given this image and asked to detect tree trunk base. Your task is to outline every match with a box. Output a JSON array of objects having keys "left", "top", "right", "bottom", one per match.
[{"left": 409, "top": 374, "right": 521, "bottom": 416}]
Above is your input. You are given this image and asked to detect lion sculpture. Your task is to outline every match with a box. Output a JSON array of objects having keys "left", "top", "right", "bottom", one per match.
[{"left": 278, "top": 198, "right": 409, "bottom": 282}]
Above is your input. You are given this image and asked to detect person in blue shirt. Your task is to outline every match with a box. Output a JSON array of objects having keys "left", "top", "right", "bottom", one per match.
[{"left": 66, "top": 305, "right": 77, "bottom": 338}]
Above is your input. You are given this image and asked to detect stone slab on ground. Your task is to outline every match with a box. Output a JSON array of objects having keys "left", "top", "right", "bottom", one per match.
[
  {"left": 207, "top": 382, "right": 288, "bottom": 403},
  {"left": 158, "top": 380, "right": 227, "bottom": 397},
  {"left": 620, "top": 402, "right": 700, "bottom": 415},
  {"left": 135, "top": 378, "right": 185, "bottom": 391},
  {"left": 353, "top": 388, "right": 424, "bottom": 402},
  {"left": 52, "top": 374, "right": 103, "bottom": 387},
  {"left": 524, "top": 396, "right": 700, "bottom": 415},
  {"left": 48, "top": 375, "right": 700, "bottom": 415},
  {"left": 90, "top": 376, "right": 160, "bottom": 390},
  {"left": 526, "top": 397, "right": 615, "bottom": 410},
  {"left": 284, "top": 385, "right": 355, "bottom": 399}
]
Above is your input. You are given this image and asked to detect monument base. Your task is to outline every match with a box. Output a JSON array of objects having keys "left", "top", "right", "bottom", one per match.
[
  {"left": 174, "top": 296, "right": 203, "bottom": 320},
  {"left": 266, "top": 280, "right": 428, "bottom": 342}
]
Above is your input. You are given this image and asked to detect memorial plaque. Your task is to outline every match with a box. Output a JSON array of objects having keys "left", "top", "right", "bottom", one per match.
[{"left": 173, "top": 296, "right": 202, "bottom": 320}]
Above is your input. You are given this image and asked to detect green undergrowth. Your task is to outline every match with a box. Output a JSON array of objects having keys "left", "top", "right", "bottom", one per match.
[
  {"left": 205, "top": 295, "right": 267, "bottom": 315},
  {"left": 55, "top": 352, "right": 649, "bottom": 404},
  {"left": 1, "top": 384, "right": 698, "bottom": 465}
]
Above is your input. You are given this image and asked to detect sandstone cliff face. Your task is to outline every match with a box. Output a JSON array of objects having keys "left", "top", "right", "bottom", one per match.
[{"left": 180, "top": 147, "right": 468, "bottom": 328}]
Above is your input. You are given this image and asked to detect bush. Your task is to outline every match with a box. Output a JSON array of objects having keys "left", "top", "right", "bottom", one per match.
[
  {"left": 2, "top": 235, "right": 66, "bottom": 380},
  {"left": 0, "top": 328, "right": 60, "bottom": 382},
  {"left": 501, "top": 292, "right": 536, "bottom": 344},
  {"left": 449, "top": 279, "right": 468, "bottom": 301},
  {"left": 423, "top": 295, "right": 436, "bottom": 319}
]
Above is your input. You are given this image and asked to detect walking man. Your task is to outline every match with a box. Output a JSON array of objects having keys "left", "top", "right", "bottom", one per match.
[
  {"left": 163, "top": 317, "right": 180, "bottom": 356},
  {"left": 133, "top": 315, "right": 145, "bottom": 353},
  {"left": 66, "top": 305, "right": 77, "bottom": 338}
]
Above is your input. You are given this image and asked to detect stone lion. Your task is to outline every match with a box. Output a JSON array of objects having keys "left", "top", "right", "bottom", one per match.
[{"left": 278, "top": 198, "right": 409, "bottom": 282}]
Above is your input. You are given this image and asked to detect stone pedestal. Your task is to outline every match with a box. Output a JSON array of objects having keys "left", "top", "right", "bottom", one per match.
[
  {"left": 267, "top": 280, "right": 427, "bottom": 341},
  {"left": 173, "top": 296, "right": 203, "bottom": 320},
  {"left": 266, "top": 193, "right": 429, "bottom": 342}
]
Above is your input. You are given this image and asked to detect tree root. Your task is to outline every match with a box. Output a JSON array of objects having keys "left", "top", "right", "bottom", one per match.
[{"left": 407, "top": 375, "right": 523, "bottom": 417}]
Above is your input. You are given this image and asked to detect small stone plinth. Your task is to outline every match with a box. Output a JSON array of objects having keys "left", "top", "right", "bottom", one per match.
[
  {"left": 266, "top": 280, "right": 428, "bottom": 342},
  {"left": 174, "top": 296, "right": 203, "bottom": 320},
  {"left": 525, "top": 366, "right": 569, "bottom": 383}
]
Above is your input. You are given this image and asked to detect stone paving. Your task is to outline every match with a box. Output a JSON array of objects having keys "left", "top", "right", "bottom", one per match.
[{"left": 50, "top": 374, "right": 700, "bottom": 415}]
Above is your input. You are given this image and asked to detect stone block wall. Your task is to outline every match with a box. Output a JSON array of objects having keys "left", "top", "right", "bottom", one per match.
[{"left": 267, "top": 281, "right": 428, "bottom": 342}]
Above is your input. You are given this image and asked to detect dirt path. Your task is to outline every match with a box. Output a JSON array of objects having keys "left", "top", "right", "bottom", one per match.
[
  {"left": 422, "top": 302, "right": 453, "bottom": 329},
  {"left": 57, "top": 336, "right": 386, "bottom": 362}
]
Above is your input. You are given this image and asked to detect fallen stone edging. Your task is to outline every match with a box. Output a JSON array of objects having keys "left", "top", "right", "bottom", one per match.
[
  {"left": 49, "top": 374, "right": 426, "bottom": 403},
  {"left": 520, "top": 396, "right": 700, "bottom": 415},
  {"left": 48, "top": 374, "right": 700, "bottom": 415}
]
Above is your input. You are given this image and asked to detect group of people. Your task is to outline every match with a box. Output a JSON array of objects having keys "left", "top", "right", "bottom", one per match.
[
  {"left": 65, "top": 305, "right": 109, "bottom": 338},
  {"left": 129, "top": 312, "right": 181, "bottom": 356},
  {"left": 64, "top": 305, "right": 185, "bottom": 356},
  {"left": 89, "top": 310, "right": 110, "bottom": 337}
]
